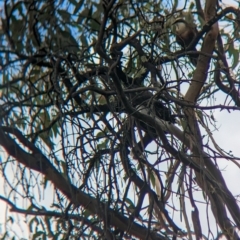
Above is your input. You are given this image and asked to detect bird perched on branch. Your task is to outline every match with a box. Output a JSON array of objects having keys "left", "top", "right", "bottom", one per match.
[
  {"left": 132, "top": 92, "right": 175, "bottom": 138},
  {"left": 172, "top": 18, "right": 199, "bottom": 66}
]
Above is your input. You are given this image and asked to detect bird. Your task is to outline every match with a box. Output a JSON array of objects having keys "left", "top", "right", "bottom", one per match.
[
  {"left": 132, "top": 92, "right": 175, "bottom": 138},
  {"left": 172, "top": 18, "right": 199, "bottom": 66}
]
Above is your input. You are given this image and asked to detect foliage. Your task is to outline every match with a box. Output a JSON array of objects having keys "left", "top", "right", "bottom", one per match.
[{"left": 0, "top": 0, "right": 240, "bottom": 239}]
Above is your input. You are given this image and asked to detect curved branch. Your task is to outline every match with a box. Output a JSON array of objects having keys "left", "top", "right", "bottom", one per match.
[
  {"left": 0, "top": 126, "right": 168, "bottom": 240},
  {"left": 108, "top": 64, "right": 240, "bottom": 234},
  {"left": 0, "top": 195, "right": 104, "bottom": 236}
]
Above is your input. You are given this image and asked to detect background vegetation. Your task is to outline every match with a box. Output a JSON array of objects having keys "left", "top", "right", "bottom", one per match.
[{"left": 0, "top": 0, "right": 240, "bottom": 239}]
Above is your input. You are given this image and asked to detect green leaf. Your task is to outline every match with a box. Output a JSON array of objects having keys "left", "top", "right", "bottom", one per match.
[
  {"left": 96, "top": 131, "right": 105, "bottom": 139},
  {"left": 196, "top": 109, "right": 204, "bottom": 124},
  {"left": 149, "top": 171, "right": 156, "bottom": 187},
  {"left": 57, "top": 29, "right": 79, "bottom": 52},
  {"left": 32, "top": 231, "right": 44, "bottom": 238},
  {"left": 97, "top": 141, "right": 107, "bottom": 150},
  {"left": 39, "top": 132, "right": 54, "bottom": 150},
  {"left": 134, "top": 66, "right": 147, "bottom": 78},
  {"left": 123, "top": 175, "right": 128, "bottom": 182},
  {"left": 11, "top": 114, "right": 27, "bottom": 130},
  {"left": 38, "top": 13, "right": 51, "bottom": 24},
  {"left": 69, "top": 0, "right": 77, "bottom": 5},
  {"left": 60, "top": 161, "right": 67, "bottom": 175},
  {"left": 58, "top": 10, "right": 71, "bottom": 22},
  {"left": 232, "top": 47, "right": 239, "bottom": 69},
  {"left": 125, "top": 198, "right": 135, "bottom": 208},
  {"left": 42, "top": 176, "right": 49, "bottom": 189},
  {"left": 80, "top": 34, "right": 88, "bottom": 47},
  {"left": 89, "top": 19, "right": 100, "bottom": 31},
  {"left": 51, "top": 122, "right": 60, "bottom": 138},
  {"left": 189, "top": 2, "right": 194, "bottom": 10},
  {"left": 73, "top": 0, "right": 84, "bottom": 15},
  {"left": 228, "top": 41, "right": 239, "bottom": 69},
  {"left": 83, "top": 209, "right": 92, "bottom": 217}
]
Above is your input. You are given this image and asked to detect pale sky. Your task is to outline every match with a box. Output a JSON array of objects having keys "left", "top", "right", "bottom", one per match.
[{"left": 1, "top": 0, "right": 240, "bottom": 239}]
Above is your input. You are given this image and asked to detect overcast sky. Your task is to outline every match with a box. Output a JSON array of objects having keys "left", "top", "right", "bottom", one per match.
[{"left": 0, "top": 0, "right": 240, "bottom": 239}]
